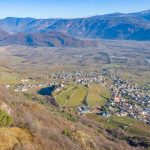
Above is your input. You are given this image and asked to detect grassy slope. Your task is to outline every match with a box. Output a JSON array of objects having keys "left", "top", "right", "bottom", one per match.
[
  {"left": 0, "top": 85, "right": 135, "bottom": 150},
  {"left": 65, "top": 85, "right": 88, "bottom": 107},
  {"left": 55, "top": 85, "right": 77, "bottom": 106},
  {"left": 55, "top": 84, "right": 110, "bottom": 108},
  {"left": 86, "top": 114, "right": 150, "bottom": 138},
  {"left": 0, "top": 66, "right": 19, "bottom": 84},
  {"left": 87, "top": 84, "right": 110, "bottom": 107}
]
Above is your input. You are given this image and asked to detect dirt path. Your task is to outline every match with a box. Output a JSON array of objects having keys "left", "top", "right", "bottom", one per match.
[{"left": 63, "top": 87, "right": 77, "bottom": 106}]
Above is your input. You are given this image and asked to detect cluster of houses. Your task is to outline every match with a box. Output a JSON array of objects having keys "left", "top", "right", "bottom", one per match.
[
  {"left": 100, "top": 70, "right": 150, "bottom": 125},
  {"left": 77, "top": 104, "right": 90, "bottom": 115},
  {"left": 50, "top": 71, "right": 103, "bottom": 86},
  {"left": 14, "top": 83, "right": 48, "bottom": 92},
  {"left": 12, "top": 77, "right": 48, "bottom": 92},
  {"left": 12, "top": 71, "right": 104, "bottom": 93}
]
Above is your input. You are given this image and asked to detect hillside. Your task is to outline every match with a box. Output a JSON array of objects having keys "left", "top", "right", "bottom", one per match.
[
  {"left": 0, "top": 85, "right": 141, "bottom": 150},
  {"left": 0, "top": 29, "right": 10, "bottom": 40},
  {"left": 0, "top": 32, "right": 100, "bottom": 47},
  {"left": 0, "top": 10, "right": 150, "bottom": 40}
]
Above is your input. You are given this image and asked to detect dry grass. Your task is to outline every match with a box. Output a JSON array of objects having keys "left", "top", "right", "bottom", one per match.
[
  {"left": 0, "top": 127, "right": 33, "bottom": 150},
  {"left": 0, "top": 85, "right": 137, "bottom": 150}
]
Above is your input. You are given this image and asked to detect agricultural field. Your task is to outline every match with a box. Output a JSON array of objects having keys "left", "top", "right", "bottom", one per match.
[
  {"left": 86, "top": 113, "right": 150, "bottom": 138},
  {"left": 55, "top": 85, "right": 77, "bottom": 106},
  {"left": 104, "top": 115, "right": 137, "bottom": 129},
  {"left": 0, "top": 66, "right": 19, "bottom": 84},
  {"left": 65, "top": 85, "right": 88, "bottom": 107},
  {"left": 128, "top": 122, "right": 150, "bottom": 138},
  {"left": 55, "top": 84, "right": 88, "bottom": 107},
  {"left": 120, "top": 70, "right": 150, "bottom": 88},
  {"left": 105, "top": 116, "right": 150, "bottom": 138},
  {"left": 87, "top": 84, "right": 110, "bottom": 107},
  {"left": 54, "top": 84, "right": 110, "bottom": 108}
]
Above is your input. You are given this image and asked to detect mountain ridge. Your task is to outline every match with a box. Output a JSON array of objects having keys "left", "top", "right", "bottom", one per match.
[
  {"left": 0, "top": 31, "right": 100, "bottom": 47},
  {"left": 0, "top": 10, "right": 150, "bottom": 41}
]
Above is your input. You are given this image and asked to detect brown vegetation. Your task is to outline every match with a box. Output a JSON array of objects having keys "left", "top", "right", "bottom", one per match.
[{"left": 0, "top": 85, "right": 141, "bottom": 150}]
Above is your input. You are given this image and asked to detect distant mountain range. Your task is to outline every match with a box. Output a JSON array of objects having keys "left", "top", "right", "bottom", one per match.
[{"left": 0, "top": 10, "right": 150, "bottom": 47}]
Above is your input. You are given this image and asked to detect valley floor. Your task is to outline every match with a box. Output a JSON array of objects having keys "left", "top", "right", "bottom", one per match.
[{"left": 0, "top": 42, "right": 150, "bottom": 150}]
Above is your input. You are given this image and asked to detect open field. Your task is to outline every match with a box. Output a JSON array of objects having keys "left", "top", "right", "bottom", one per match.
[
  {"left": 65, "top": 85, "right": 88, "bottom": 107},
  {"left": 120, "top": 70, "right": 150, "bottom": 88},
  {"left": 0, "top": 40, "right": 149, "bottom": 75},
  {"left": 55, "top": 84, "right": 110, "bottom": 108},
  {"left": 55, "top": 85, "right": 77, "bottom": 106},
  {"left": 55, "top": 84, "right": 88, "bottom": 107},
  {"left": 104, "top": 115, "right": 137, "bottom": 129},
  {"left": 86, "top": 113, "right": 150, "bottom": 138},
  {"left": 87, "top": 84, "right": 110, "bottom": 107},
  {"left": 106, "top": 116, "right": 150, "bottom": 138},
  {"left": 0, "top": 66, "right": 19, "bottom": 84}
]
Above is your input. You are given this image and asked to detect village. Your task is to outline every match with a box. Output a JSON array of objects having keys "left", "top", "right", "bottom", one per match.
[
  {"left": 100, "top": 69, "right": 150, "bottom": 125},
  {"left": 5, "top": 69, "right": 150, "bottom": 125}
]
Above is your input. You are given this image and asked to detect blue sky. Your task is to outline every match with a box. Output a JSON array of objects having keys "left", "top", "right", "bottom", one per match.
[{"left": 0, "top": 0, "right": 150, "bottom": 18}]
